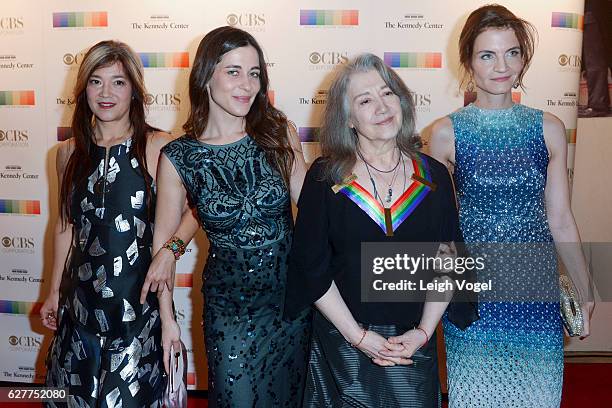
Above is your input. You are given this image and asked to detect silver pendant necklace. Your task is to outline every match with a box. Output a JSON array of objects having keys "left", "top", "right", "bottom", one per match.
[{"left": 358, "top": 149, "right": 406, "bottom": 206}]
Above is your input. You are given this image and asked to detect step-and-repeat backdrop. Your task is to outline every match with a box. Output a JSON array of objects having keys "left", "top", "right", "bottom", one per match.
[{"left": 0, "top": 0, "right": 584, "bottom": 387}]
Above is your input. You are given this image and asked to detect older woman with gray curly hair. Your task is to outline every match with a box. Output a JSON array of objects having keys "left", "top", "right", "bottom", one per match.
[{"left": 284, "top": 53, "right": 477, "bottom": 407}]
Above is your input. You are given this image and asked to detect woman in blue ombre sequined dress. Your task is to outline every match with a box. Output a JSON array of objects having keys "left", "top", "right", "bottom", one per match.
[{"left": 430, "top": 5, "right": 593, "bottom": 408}]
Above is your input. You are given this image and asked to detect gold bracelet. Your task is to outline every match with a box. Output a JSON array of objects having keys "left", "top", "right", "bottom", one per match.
[{"left": 352, "top": 328, "right": 367, "bottom": 348}]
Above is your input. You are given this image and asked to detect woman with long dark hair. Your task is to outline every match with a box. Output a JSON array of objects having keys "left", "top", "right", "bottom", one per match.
[
  {"left": 153, "top": 26, "right": 311, "bottom": 406},
  {"left": 39, "top": 40, "right": 196, "bottom": 406},
  {"left": 430, "top": 5, "right": 594, "bottom": 407}
]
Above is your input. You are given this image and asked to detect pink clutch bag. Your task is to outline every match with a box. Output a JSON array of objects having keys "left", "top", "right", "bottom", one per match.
[{"left": 164, "top": 341, "right": 188, "bottom": 408}]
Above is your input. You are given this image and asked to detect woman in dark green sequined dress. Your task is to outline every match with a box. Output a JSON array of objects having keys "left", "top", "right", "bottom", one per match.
[{"left": 152, "top": 27, "right": 311, "bottom": 407}]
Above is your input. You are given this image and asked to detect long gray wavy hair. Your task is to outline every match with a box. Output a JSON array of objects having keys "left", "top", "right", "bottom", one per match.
[{"left": 319, "top": 53, "right": 421, "bottom": 183}]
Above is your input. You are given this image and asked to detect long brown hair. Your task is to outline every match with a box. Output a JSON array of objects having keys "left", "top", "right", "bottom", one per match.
[
  {"left": 60, "top": 40, "right": 154, "bottom": 224},
  {"left": 319, "top": 53, "right": 421, "bottom": 183},
  {"left": 459, "top": 4, "right": 537, "bottom": 90},
  {"left": 183, "top": 26, "right": 294, "bottom": 187}
]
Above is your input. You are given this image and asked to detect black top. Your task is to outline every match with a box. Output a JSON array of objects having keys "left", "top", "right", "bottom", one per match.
[{"left": 285, "top": 153, "right": 477, "bottom": 328}]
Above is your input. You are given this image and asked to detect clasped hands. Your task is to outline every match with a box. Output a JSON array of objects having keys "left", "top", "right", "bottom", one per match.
[{"left": 351, "top": 328, "right": 428, "bottom": 366}]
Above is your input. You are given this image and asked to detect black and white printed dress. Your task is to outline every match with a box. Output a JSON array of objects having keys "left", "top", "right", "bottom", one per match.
[{"left": 46, "top": 138, "right": 164, "bottom": 408}]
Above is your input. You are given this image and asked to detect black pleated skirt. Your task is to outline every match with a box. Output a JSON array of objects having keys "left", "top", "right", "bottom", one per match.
[{"left": 304, "top": 311, "right": 440, "bottom": 408}]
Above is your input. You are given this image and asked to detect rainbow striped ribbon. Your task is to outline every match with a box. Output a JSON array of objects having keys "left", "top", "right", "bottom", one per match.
[{"left": 337, "top": 155, "right": 434, "bottom": 235}]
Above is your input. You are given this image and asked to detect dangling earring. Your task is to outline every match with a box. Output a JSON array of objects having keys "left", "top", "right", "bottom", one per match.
[
  {"left": 466, "top": 78, "right": 475, "bottom": 93},
  {"left": 513, "top": 81, "right": 520, "bottom": 89}
]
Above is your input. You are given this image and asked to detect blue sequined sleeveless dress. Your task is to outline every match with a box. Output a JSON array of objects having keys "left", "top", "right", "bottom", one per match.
[
  {"left": 162, "top": 135, "right": 311, "bottom": 408},
  {"left": 443, "top": 104, "right": 563, "bottom": 407}
]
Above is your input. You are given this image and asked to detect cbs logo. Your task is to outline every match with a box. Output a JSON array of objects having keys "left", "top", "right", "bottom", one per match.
[
  {"left": 226, "top": 13, "right": 265, "bottom": 27},
  {"left": 0, "top": 17, "right": 24, "bottom": 30},
  {"left": 0, "top": 129, "right": 28, "bottom": 142},
  {"left": 309, "top": 52, "right": 348, "bottom": 65},
  {"left": 63, "top": 52, "right": 86, "bottom": 66},
  {"left": 558, "top": 54, "right": 581, "bottom": 67}
]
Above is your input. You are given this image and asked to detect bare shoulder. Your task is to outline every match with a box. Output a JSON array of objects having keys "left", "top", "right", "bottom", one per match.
[
  {"left": 147, "top": 130, "right": 174, "bottom": 151},
  {"left": 428, "top": 116, "right": 455, "bottom": 166},
  {"left": 56, "top": 139, "right": 75, "bottom": 165},
  {"left": 430, "top": 116, "right": 455, "bottom": 142},
  {"left": 286, "top": 119, "right": 302, "bottom": 151},
  {"left": 542, "top": 111, "right": 567, "bottom": 149},
  {"left": 55, "top": 138, "right": 75, "bottom": 177}
]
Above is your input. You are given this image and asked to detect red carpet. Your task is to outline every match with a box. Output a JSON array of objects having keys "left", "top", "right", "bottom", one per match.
[
  {"left": 4, "top": 363, "right": 611, "bottom": 407},
  {"left": 560, "top": 363, "right": 612, "bottom": 407}
]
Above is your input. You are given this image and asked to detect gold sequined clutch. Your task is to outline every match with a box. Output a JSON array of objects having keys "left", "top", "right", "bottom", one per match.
[{"left": 559, "top": 275, "right": 584, "bottom": 337}]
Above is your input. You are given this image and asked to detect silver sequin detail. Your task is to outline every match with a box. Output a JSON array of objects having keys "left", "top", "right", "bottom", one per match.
[
  {"left": 64, "top": 351, "right": 73, "bottom": 371},
  {"left": 87, "top": 163, "right": 101, "bottom": 194},
  {"left": 70, "top": 373, "right": 81, "bottom": 386},
  {"left": 134, "top": 216, "right": 146, "bottom": 238},
  {"left": 141, "top": 337, "right": 155, "bottom": 358},
  {"left": 79, "top": 216, "right": 91, "bottom": 251},
  {"left": 113, "top": 256, "right": 122, "bottom": 276},
  {"left": 131, "top": 190, "right": 144, "bottom": 210},
  {"left": 122, "top": 299, "right": 136, "bottom": 322},
  {"left": 128, "top": 380, "right": 140, "bottom": 397},
  {"left": 93, "top": 265, "right": 107, "bottom": 293},
  {"left": 149, "top": 361, "right": 160, "bottom": 387},
  {"left": 126, "top": 239, "right": 139, "bottom": 265},
  {"left": 109, "top": 338, "right": 123, "bottom": 351},
  {"left": 102, "top": 286, "right": 114, "bottom": 298},
  {"left": 115, "top": 214, "right": 130, "bottom": 232},
  {"left": 80, "top": 197, "right": 94, "bottom": 213},
  {"left": 100, "top": 369, "right": 107, "bottom": 387},
  {"left": 71, "top": 339, "right": 87, "bottom": 361},
  {"left": 91, "top": 376, "right": 99, "bottom": 399},
  {"left": 88, "top": 236, "right": 106, "bottom": 256},
  {"left": 95, "top": 207, "right": 105, "bottom": 218},
  {"left": 138, "top": 310, "right": 159, "bottom": 342},
  {"left": 120, "top": 338, "right": 143, "bottom": 382},
  {"left": 131, "top": 158, "right": 139, "bottom": 168},
  {"left": 72, "top": 295, "right": 88, "bottom": 326},
  {"left": 138, "top": 363, "right": 152, "bottom": 379},
  {"left": 105, "top": 387, "right": 122, "bottom": 408},
  {"left": 142, "top": 300, "right": 150, "bottom": 315},
  {"left": 106, "top": 156, "right": 120, "bottom": 184},
  {"left": 78, "top": 262, "right": 92, "bottom": 281},
  {"left": 94, "top": 309, "right": 109, "bottom": 332}
]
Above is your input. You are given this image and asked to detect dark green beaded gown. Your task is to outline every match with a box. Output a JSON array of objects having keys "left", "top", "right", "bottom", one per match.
[{"left": 162, "top": 135, "right": 311, "bottom": 408}]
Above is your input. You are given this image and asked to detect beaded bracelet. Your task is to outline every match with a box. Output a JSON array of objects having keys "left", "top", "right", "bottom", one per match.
[
  {"left": 415, "top": 327, "right": 429, "bottom": 347},
  {"left": 163, "top": 236, "right": 186, "bottom": 260},
  {"left": 352, "top": 328, "right": 367, "bottom": 348}
]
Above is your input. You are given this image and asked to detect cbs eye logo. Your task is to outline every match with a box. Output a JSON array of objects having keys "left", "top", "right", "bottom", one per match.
[
  {"left": 2, "top": 237, "right": 12, "bottom": 247},
  {"left": 308, "top": 52, "right": 348, "bottom": 65},
  {"left": 8, "top": 336, "right": 19, "bottom": 346},
  {"left": 226, "top": 13, "right": 265, "bottom": 27},
  {"left": 558, "top": 54, "right": 581, "bottom": 67},
  {"left": 63, "top": 54, "right": 74, "bottom": 65},
  {"left": 309, "top": 52, "right": 322, "bottom": 64},
  {"left": 63, "top": 52, "right": 85, "bottom": 66},
  {"left": 226, "top": 14, "right": 239, "bottom": 26}
]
